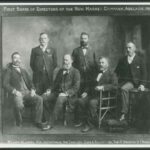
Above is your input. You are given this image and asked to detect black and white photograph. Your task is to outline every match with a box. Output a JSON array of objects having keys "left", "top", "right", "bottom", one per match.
[{"left": 1, "top": 2, "right": 150, "bottom": 147}]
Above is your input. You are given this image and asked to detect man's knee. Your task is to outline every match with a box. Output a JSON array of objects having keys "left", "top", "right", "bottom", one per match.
[
  {"left": 76, "top": 98, "right": 84, "bottom": 106},
  {"left": 56, "top": 96, "right": 67, "bottom": 106},
  {"left": 35, "top": 95, "right": 43, "bottom": 105},
  {"left": 121, "top": 82, "right": 134, "bottom": 92},
  {"left": 89, "top": 99, "right": 98, "bottom": 108},
  {"left": 121, "top": 85, "right": 128, "bottom": 92}
]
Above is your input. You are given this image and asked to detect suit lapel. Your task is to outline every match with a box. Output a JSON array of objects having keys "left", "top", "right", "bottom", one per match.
[
  {"left": 131, "top": 54, "right": 138, "bottom": 65},
  {"left": 11, "top": 66, "right": 21, "bottom": 76},
  {"left": 36, "top": 46, "right": 44, "bottom": 55},
  {"left": 20, "top": 68, "right": 29, "bottom": 89},
  {"left": 79, "top": 47, "right": 85, "bottom": 58},
  {"left": 97, "top": 70, "right": 109, "bottom": 85}
]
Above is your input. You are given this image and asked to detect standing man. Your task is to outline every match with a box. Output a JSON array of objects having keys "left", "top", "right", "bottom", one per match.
[
  {"left": 115, "top": 42, "right": 147, "bottom": 121},
  {"left": 42, "top": 54, "right": 80, "bottom": 130},
  {"left": 30, "top": 32, "right": 57, "bottom": 95},
  {"left": 3, "top": 52, "right": 43, "bottom": 128},
  {"left": 72, "top": 32, "right": 96, "bottom": 127},
  {"left": 81, "top": 57, "right": 118, "bottom": 132}
]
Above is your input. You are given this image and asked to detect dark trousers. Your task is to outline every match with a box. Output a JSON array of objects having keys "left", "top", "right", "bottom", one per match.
[
  {"left": 43, "top": 93, "right": 77, "bottom": 126},
  {"left": 120, "top": 82, "right": 134, "bottom": 114},
  {"left": 85, "top": 98, "right": 99, "bottom": 128},
  {"left": 34, "top": 71, "right": 51, "bottom": 95},
  {"left": 42, "top": 93, "right": 57, "bottom": 125},
  {"left": 13, "top": 92, "right": 43, "bottom": 125},
  {"left": 74, "top": 96, "right": 89, "bottom": 124}
]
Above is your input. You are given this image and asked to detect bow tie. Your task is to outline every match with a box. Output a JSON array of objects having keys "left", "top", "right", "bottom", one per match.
[
  {"left": 63, "top": 69, "right": 69, "bottom": 75},
  {"left": 81, "top": 46, "right": 88, "bottom": 49},
  {"left": 98, "top": 70, "right": 103, "bottom": 74}
]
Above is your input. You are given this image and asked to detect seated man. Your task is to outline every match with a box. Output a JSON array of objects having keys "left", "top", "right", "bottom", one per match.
[
  {"left": 42, "top": 54, "right": 80, "bottom": 130},
  {"left": 81, "top": 56, "right": 118, "bottom": 132},
  {"left": 3, "top": 52, "right": 43, "bottom": 128},
  {"left": 115, "top": 42, "right": 147, "bottom": 121}
]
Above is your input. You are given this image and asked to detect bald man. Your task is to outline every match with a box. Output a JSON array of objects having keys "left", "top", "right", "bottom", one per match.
[
  {"left": 115, "top": 42, "right": 147, "bottom": 121},
  {"left": 42, "top": 54, "right": 80, "bottom": 130},
  {"left": 81, "top": 57, "right": 118, "bottom": 132}
]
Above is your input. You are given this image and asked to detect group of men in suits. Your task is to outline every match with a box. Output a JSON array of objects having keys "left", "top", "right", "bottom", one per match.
[{"left": 3, "top": 31, "right": 147, "bottom": 132}]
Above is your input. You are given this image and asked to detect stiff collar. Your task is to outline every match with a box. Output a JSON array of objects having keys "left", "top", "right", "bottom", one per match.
[{"left": 40, "top": 44, "right": 48, "bottom": 52}]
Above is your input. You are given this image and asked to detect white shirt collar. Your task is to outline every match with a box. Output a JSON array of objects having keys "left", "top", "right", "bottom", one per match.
[
  {"left": 127, "top": 53, "right": 136, "bottom": 64},
  {"left": 40, "top": 44, "right": 48, "bottom": 52},
  {"left": 12, "top": 65, "right": 21, "bottom": 73}
]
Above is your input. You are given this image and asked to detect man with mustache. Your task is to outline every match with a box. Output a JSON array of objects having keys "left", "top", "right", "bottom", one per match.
[
  {"left": 81, "top": 57, "right": 118, "bottom": 132},
  {"left": 30, "top": 32, "right": 57, "bottom": 96},
  {"left": 41, "top": 54, "right": 80, "bottom": 130},
  {"left": 72, "top": 32, "right": 96, "bottom": 127},
  {"left": 3, "top": 52, "right": 43, "bottom": 128},
  {"left": 115, "top": 42, "right": 147, "bottom": 121}
]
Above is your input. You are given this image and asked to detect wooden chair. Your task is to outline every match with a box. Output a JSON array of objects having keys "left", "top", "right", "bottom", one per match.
[{"left": 98, "top": 89, "right": 118, "bottom": 128}]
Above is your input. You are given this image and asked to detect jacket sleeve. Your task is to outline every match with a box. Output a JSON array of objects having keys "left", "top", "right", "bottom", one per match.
[
  {"left": 52, "top": 69, "right": 61, "bottom": 92},
  {"left": 140, "top": 58, "right": 147, "bottom": 86},
  {"left": 114, "top": 58, "right": 121, "bottom": 78},
  {"left": 53, "top": 48, "right": 57, "bottom": 69},
  {"left": 24, "top": 70, "right": 35, "bottom": 90},
  {"left": 3, "top": 68, "right": 15, "bottom": 93},
  {"left": 85, "top": 52, "right": 98, "bottom": 93},
  {"left": 103, "top": 72, "right": 118, "bottom": 91},
  {"left": 72, "top": 49, "right": 77, "bottom": 69},
  {"left": 66, "top": 69, "right": 80, "bottom": 97},
  {"left": 30, "top": 48, "right": 35, "bottom": 72}
]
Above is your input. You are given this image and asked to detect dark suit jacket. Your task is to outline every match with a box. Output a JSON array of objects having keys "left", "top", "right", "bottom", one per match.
[
  {"left": 52, "top": 67, "right": 80, "bottom": 97},
  {"left": 115, "top": 54, "right": 147, "bottom": 87},
  {"left": 30, "top": 45, "right": 57, "bottom": 87},
  {"left": 72, "top": 46, "right": 96, "bottom": 94},
  {"left": 3, "top": 63, "right": 34, "bottom": 94},
  {"left": 91, "top": 69, "right": 118, "bottom": 97}
]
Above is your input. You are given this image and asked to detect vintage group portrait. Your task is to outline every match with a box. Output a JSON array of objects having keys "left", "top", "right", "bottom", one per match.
[{"left": 1, "top": 2, "right": 150, "bottom": 147}]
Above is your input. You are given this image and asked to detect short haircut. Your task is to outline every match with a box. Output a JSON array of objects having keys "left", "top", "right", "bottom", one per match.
[
  {"left": 99, "top": 56, "right": 109, "bottom": 65},
  {"left": 40, "top": 32, "right": 49, "bottom": 37},
  {"left": 126, "top": 41, "right": 136, "bottom": 49},
  {"left": 11, "top": 52, "right": 20, "bottom": 59},
  {"left": 80, "top": 32, "right": 89, "bottom": 38},
  {"left": 63, "top": 54, "right": 73, "bottom": 61}
]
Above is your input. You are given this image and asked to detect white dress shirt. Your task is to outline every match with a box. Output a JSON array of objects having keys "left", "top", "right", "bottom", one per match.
[
  {"left": 12, "top": 65, "right": 21, "bottom": 73},
  {"left": 82, "top": 48, "right": 87, "bottom": 56},
  {"left": 127, "top": 53, "right": 136, "bottom": 64},
  {"left": 40, "top": 45, "right": 48, "bottom": 52}
]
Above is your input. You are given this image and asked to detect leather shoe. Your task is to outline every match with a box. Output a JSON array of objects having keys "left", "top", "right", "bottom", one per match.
[
  {"left": 74, "top": 122, "right": 83, "bottom": 128},
  {"left": 35, "top": 122, "right": 47, "bottom": 128},
  {"left": 42, "top": 124, "right": 52, "bottom": 131},
  {"left": 81, "top": 125, "right": 91, "bottom": 132}
]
